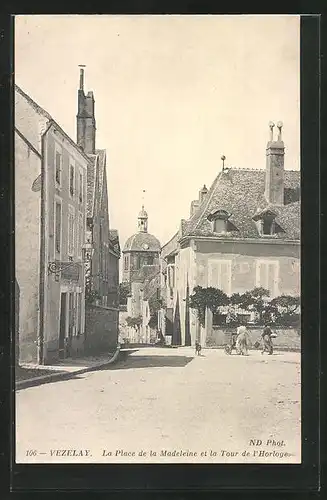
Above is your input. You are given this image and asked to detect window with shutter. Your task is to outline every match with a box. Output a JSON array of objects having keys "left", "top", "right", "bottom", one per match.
[
  {"left": 55, "top": 151, "right": 62, "bottom": 186},
  {"left": 78, "top": 212, "right": 83, "bottom": 258},
  {"left": 256, "top": 260, "right": 279, "bottom": 297},
  {"left": 208, "top": 260, "right": 232, "bottom": 295},
  {"left": 68, "top": 206, "right": 75, "bottom": 257},
  {"left": 79, "top": 172, "right": 83, "bottom": 204},
  {"left": 55, "top": 201, "right": 61, "bottom": 255},
  {"left": 69, "top": 164, "right": 75, "bottom": 197}
]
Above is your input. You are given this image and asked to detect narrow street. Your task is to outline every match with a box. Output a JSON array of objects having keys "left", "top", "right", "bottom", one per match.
[{"left": 16, "top": 347, "right": 301, "bottom": 464}]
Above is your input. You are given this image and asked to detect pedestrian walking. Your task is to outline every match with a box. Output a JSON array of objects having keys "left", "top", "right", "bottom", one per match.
[
  {"left": 261, "top": 325, "right": 274, "bottom": 355},
  {"left": 235, "top": 324, "right": 251, "bottom": 355}
]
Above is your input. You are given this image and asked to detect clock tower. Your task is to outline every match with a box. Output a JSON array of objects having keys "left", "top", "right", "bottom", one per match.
[{"left": 122, "top": 205, "right": 161, "bottom": 283}]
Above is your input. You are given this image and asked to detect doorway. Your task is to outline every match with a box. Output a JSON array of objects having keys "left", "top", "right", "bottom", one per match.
[{"left": 59, "top": 292, "right": 67, "bottom": 359}]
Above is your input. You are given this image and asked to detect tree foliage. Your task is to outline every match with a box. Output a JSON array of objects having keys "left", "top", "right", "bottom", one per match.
[
  {"left": 188, "top": 286, "right": 300, "bottom": 328},
  {"left": 189, "top": 286, "right": 229, "bottom": 327},
  {"left": 119, "top": 282, "right": 131, "bottom": 305},
  {"left": 125, "top": 316, "right": 143, "bottom": 330}
]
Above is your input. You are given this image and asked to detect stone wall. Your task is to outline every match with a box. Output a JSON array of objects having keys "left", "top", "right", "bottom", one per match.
[
  {"left": 84, "top": 304, "right": 119, "bottom": 354},
  {"left": 15, "top": 126, "right": 42, "bottom": 364},
  {"left": 206, "top": 326, "right": 301, "bottom": 351}
]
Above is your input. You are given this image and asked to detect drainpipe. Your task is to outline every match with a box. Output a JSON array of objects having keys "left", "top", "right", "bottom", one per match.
[{"left": 38, "top": 120, "right": 53, "bottom": 364}]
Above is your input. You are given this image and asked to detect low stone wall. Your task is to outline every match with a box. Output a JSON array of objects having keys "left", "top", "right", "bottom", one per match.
[
  {"left": 206, "top": 326, "right": 301, "bottom": 351},
  {"left": 85, "top": 304, "right": 119, "bottom": 355}
]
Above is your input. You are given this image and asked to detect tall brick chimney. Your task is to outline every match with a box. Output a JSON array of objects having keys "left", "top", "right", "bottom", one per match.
[
  {"left": 264, "top": 121, "right": 285, "bottom": 205},
  {"left": 76, "top": 65, "right": 96, "bottom": 154}
]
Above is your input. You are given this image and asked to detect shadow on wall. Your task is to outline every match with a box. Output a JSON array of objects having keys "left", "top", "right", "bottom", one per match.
[{"left": 104, "top": 354, "right": 194, "bottom": 371}]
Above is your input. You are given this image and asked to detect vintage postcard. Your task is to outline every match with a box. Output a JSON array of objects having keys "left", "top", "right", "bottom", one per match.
[{"left": 14, "top": 14, "right": 301, "bottom": 465}]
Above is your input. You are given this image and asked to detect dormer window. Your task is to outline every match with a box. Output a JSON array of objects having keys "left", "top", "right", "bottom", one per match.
[
  {"left": 253, "top": 208, "right": 284, "bottom": 237},
  {"left": 261, "top": 217, "right": 275, "bottom": 235},
  {"left": 207, "top": 209, "right": 237, "bottom": 234},
  {"left": 213, "top": 218, "right": 227, "bottom": 233}
]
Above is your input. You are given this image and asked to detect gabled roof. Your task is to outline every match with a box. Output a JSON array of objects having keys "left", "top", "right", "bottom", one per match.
[
  {"left": 95, "top": 149, "right": 106, "bottom": 208},
  {"left": 86, "top": 149, "right": 107, "bottom": 218},
  {"left": 161, "top": 231, "right": 179, "bottom": 259},
  {"left": 183, "top": 168, "right": 300, "bottom": 240},
  {"left": 86, "top": 154, "right": 97, "bottom": 218},
  {"left": 109, "top": 229, "right": 119, "bottom": 242},
  {"left": 109, "top": 229, "right": 121, "bottom": 255},
  {"left": 15, "top": 84, "right": 90, "bottom": 164}
]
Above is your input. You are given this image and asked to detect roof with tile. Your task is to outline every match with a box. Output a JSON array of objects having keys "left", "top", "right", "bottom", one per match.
[
  {"left": 109, "top": 229, "right": 119, "bottom": 242},
  {"left": 15, "top": 84, "right": 90, "bottom": 163},
  {"left": 86, "top": 149, "right": 107, "bottom": 218},
  {"left": 183, "top": 168, "right": 300, "bottom": 240},
  {"left": 123, "top": 232, "right": 161, "bottom": 253},
  {"left": 162, "top": 167, "right": 300, "bottom": 258}
]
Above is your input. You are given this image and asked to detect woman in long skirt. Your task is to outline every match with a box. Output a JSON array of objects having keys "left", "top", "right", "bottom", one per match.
[{"left": 236, "top": 325, "right": 251, "bottom": 355}]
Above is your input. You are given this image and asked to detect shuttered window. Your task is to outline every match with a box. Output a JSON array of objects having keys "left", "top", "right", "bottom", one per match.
[
  {"left": 76, "top": 292, "right": 82, "bottom": 335},
  {"left": 55, "top": 151, "right": 62, "bottom": 186},
  {"left": 69, "top": 164, "right": 75, "bottom": 197},
  {"left": 79, "top": 172, "right": 83, "bottom": 204},
  {"left": 256, "top": 260, "right": 279, "bottom": 297},
  {"left": 55, "top": 201, "right": 61, "bottom": 255},
  {"left": 68, "top": 206, "right": 75, "bottom": 256},
  {"left": 77, "top": 212, "right": 84, "bottom": 258},
  {"left": 167, "top": 264, "right": 175, "bottom": 289},
  {"left": 208, "top": 260, "right": 232, "bottom": 295}
]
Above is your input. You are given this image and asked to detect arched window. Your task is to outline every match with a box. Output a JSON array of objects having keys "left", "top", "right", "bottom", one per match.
[{"left": 124, "top": 255, "right": 129, "bottom": 271}]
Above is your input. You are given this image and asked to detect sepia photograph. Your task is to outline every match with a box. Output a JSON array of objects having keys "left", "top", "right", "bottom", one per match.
[{"left": 14, "top": 14, "right": 301, "bottom": 465}]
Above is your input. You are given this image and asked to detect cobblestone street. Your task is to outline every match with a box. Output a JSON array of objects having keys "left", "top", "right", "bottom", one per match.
[{"left": 16, "top": 347, "right": 301, "bottom": 464}]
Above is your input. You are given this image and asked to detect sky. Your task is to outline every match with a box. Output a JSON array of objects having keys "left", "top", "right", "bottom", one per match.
[{"left": 15, "top": 14, "right": 300, "bottom": 252}]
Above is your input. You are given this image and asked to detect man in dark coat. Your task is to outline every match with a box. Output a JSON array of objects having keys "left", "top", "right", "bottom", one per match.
[{"left": 261, "top": 325, "right": 273, "bottom": 355}]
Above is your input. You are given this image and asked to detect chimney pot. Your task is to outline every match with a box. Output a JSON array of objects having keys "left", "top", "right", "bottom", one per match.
[
  {"left": 268, "top": 121, "right": 275, "bottom": 141},
  {"left": 265, "top": 122, "right": 285, "bottom": 205},
  {"left": 277, "top": 121, "right": 283, "bottom": 141}
]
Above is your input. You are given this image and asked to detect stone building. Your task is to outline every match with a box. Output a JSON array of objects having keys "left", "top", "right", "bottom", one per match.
[
  {"left": 122, "top": 206, "right": 161, "bottom": 282},
  {"left": 121, "top": 207, "right": 161, "bottom": 343},
  {"left": 160, "top": 122, "right": 300, "bottom": 347},
  {"left": 15, "top": 84, "right": 89, "bottom": 364},
  {"left": 76, "top": 67, "right": 121, "bottom": 354}
]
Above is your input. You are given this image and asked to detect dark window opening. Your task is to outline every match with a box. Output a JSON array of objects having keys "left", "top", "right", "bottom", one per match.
[
  {"left": 146, "top": 256, "right": 154, "bottom": 265},
  {"left": 70, "top": 165, "right": 75, "bottom": 197},
  {"left": 212, "top": 313, "right": 227, "bottom": 326},
  {"left": 237, "top": 313, "right": 251, "bottom": 324},
  {"left": 79, "top": 173, "right": 83, "bottom": 203},
  {"left": 55, "top": 152, "right": 61, "bottom": 185},
  {"left": 262, "top": 218, "right": 275, "bottom": 235},
  {"left": 124, "top": 256, "right": 128, "bottom": 271}
]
